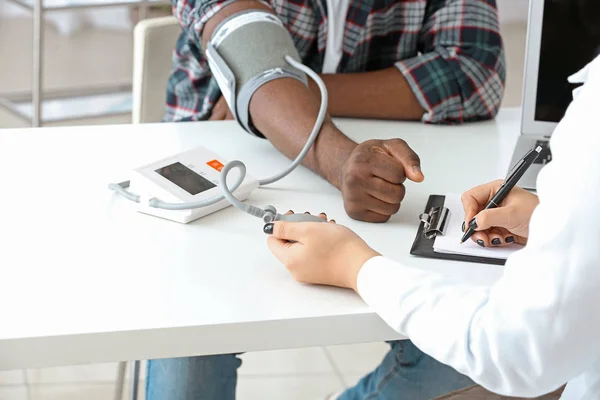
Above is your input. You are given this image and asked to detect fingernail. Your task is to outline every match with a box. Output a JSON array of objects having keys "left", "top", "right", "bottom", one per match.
[
  {"left": 469, "top": 217, "right": 478, "bottom": 230},
  {"left": 263, "top": 223, "right": 274, "bottom": 235},
  {"left": 506, "top": 236, "right": 515, "bottom": 243},
  {"left": 491, "top": 238, "right": 501, "bottom": 246},
  {"left": 476, "top": 240, "right": 485, "bottom": 247},
  {"left": 304, "top": 211, "right": 310, "bottom": 214},
  {"left": 413, "top": 165, "right": 423, "bottom": 176},
  {"left": 461, "top": 221, "right": 465, "bottom": 232},
  {"left": 287, "top": 210, "right": 294, "bottom": 214}
]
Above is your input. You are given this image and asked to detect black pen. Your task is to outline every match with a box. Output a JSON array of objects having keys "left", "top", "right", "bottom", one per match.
[{"left": 460, "top": 145, "right": 543, "bottom": 244}]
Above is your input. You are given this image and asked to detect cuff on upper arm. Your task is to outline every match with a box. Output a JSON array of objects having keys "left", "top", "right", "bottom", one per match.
[{"left": 177, "top": 0, "right": 272, "bottom": 45}]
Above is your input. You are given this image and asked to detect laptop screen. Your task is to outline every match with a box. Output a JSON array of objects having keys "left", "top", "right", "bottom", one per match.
[{"left": 535, "top": 0, "right": 600, "bottom": 123}]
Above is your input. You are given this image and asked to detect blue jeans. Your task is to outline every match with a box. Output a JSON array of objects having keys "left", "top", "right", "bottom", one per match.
[{"left": 146, "top": 340, "right": 473, "bottom": 400}]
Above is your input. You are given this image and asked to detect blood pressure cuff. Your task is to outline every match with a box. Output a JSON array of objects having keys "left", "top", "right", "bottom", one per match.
[{"left": 205, "top": 10, "right": 308, "bottom": 137}]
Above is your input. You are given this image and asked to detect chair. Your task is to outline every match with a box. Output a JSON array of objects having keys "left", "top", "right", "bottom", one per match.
[
  {"left": 114, "top": 15, "right": 180, "bottom": 400},
  {"left": 131, "top": 15, "right": 180, "bottom": 124}
]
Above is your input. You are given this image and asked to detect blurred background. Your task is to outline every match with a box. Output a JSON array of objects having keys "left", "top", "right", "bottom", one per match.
[{"left": 0, "top": 0, "right": 528, "bottom": 129}]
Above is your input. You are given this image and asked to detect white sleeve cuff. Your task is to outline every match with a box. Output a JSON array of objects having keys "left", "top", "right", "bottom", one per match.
[
  {"left": 356, "top": 256, "right": 428, "bottom": 335},
  {"left": 357, "top": 255, "right": 395, "bottom": 299}
]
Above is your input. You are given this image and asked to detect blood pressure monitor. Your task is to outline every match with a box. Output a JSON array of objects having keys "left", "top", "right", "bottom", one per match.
[
  {"left": 129, "top": 146, "right": 259, "bottom": 223},
  {"left": 109, "top": 14, "right": 330, "bottom": 227}
]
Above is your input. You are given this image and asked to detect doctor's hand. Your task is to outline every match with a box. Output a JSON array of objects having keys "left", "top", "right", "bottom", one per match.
[
  {"left": 461, "top": 180, "right": 540, "bottom": 247},
  {"left": 340, "top": 139, "right": 424, "bottom": 223},
  {"left": 265, "top": 213, "right": 379, "bottom": 291}
]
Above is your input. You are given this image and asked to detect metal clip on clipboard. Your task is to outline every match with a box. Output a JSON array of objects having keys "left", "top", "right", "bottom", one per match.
[
  {"left": 411, "top": 195, "right": 505, "bottom": 266},
  {"left": 418, "top": 206, "right": 450, "bottom": 240}
]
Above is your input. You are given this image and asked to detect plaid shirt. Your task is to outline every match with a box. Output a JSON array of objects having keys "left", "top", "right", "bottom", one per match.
[{"left": 166, "top": 0, "right": 505, "bottom": 124}]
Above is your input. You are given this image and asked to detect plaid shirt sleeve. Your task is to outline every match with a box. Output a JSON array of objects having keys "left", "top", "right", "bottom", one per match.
[{"left": 395, "top": 0, "right": 506, "bottom": 124}]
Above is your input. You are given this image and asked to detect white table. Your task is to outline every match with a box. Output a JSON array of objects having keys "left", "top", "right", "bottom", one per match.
[{"left": 0, "top": 108, "right": 521, "bottom": 370}]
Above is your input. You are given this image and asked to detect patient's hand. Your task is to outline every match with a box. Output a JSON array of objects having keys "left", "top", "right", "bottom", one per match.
[
  {"left": 461, "top": 180, "right": 539, "bottom": 247},
  {"left": 340, "top": 139, "right": 424, "bottom": 223}
]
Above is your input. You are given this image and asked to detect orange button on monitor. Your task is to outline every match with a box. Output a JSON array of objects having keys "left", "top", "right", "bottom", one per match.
[{"left": 207, "top": 159, "right": 224, "bottom": 172}]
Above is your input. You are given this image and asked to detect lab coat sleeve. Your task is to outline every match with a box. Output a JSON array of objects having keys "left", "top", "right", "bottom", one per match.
[{"left": 358, "top": 57, "right": 600, "bottom": 397}]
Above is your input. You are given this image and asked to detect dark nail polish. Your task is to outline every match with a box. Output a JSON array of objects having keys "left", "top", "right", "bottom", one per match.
[
  {"left": 462, "top": 221, "right": 465, "bottom": 232},
  {"left": 491, "top": 238, "right": 501, "bottom": 246},
  {"left": 476, "top": 240, "right": 485, "bottom": 247},
  {"left": 506, "top": 236, "right": 515, "bottom": 243},
  {"left": 469, "top": 218, "right": 478, "bottom": 230},
  {"left": 263, "top": 223, "right": 274, "bottom": 235}
]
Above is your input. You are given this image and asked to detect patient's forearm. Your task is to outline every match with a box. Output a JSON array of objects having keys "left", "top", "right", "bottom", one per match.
[
  {"left": 309, "top": 68, "right": 425, "bottom": 120},
  {"left": 248, "top": 79, "right": 356, "bottom": 189}
]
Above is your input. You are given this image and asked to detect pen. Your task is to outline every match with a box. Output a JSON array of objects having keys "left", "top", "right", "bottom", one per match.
[{"left": 460, "top": 145, "right": 543, "bottom": 244}]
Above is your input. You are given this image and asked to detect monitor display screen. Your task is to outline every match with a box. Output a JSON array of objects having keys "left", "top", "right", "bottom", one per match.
[
  {"left": 155, "top": 162, "right": 216, "bottom": 195},
  {"left": 535, "top": 0, "right": 600, "bottom": 123}
]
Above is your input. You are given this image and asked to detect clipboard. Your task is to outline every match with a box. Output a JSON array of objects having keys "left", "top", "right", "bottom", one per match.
[{"left": 410, "top": 195, "right": 506, "bottom": 266}]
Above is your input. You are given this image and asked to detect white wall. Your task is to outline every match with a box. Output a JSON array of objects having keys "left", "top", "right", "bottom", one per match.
[
  {"left": 497, "top": 0, "right": 529, "bottom": 23},
  {"left": 1, "top": 0, "right": 529, "bottom": 34},
  {"left": 0, "top": 2, "right": 27, "bottom": 17},
  {"left": 1, "top": 0, "right": 532, "bottom": 21},
  {"left": 0, "top": 2, "right": 132, "bottom": 34}
]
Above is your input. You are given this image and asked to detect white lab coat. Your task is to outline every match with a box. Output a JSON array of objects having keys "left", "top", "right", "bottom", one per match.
[{"left": 356, "top": 55, "right": 600, "bottom": 399}]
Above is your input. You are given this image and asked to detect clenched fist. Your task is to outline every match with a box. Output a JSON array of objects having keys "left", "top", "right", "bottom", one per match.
[{"left": 340, "top": 139, "right": 424, "bottom": 223}]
